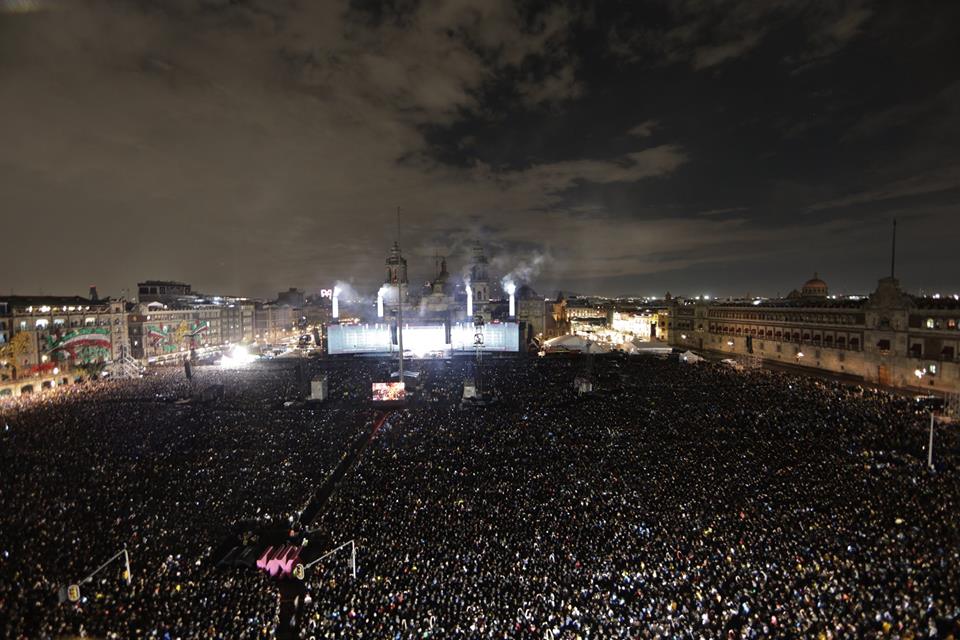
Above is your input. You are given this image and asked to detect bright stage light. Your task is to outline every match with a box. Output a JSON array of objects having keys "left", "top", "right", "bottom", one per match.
[
  {"left": 403, "top": 325, "right": 447, "bottom": 357},
  {"left": 377, "top": 287, "right": 385, "bottom": 318},
  {"left": 465, "top": 284, "right": 473, "bottom": 318},
  {"left": 221, "top": 345, "right": 255, "bottom": 367},
  {"left": 505, "top": 281, "right": 516, "bottom": 317},
  {"left": 332, "top": 286, "right": 341, "bottom": 319}
]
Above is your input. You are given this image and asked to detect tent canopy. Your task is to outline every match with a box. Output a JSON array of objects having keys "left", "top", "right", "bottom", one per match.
[{"left": 544, "top": 335, "right": 611, "bottom": 354}]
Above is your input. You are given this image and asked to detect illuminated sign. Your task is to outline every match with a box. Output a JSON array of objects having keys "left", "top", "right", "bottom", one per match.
[{"left": 320, "top": 289, "right": 334, "bottom": 299}]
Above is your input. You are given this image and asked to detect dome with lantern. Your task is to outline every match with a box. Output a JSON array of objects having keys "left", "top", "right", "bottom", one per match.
[{"left": 800, "top": 273, "right": 828, "bottom": 298}]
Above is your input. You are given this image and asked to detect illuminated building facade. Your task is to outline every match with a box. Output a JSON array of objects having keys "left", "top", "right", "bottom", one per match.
[
  {"left": 0, "top": 296, "right": 128, "bottom": 377},
  {"left": 668, "top": 275, "right": 960, "bottom": 393},
  {"left": 127, "top": 302, "right": 224, "bottom": 361}
]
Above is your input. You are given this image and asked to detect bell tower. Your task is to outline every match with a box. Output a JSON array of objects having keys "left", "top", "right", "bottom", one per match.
[
  {"left": 385, "top": 241, "right": 408, "bottom": 303},
  {"left": 470, "top": 242, "right": 490, "bottom": 307}
]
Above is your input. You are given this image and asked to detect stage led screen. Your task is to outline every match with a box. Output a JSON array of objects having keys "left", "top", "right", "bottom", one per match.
[
  {"left": 372, "top": 382, "right": 406, "bottom": 401},
  {"left": 327, "top": 323, "right": 392, "bottom": 354},
  {"left": 450, "top": 322, "right": 520, "bottom": 352},
  {"left": 327, "top": 322, "right": 520, "bottom": 355}
]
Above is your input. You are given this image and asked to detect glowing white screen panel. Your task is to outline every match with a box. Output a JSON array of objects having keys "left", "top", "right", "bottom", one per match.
[{"left": 327, "top": 322, "right": 519, "bottom": 354}]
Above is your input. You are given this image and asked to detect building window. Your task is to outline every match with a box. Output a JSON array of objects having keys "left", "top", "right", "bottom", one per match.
[
  {"left": 942, "top": 346, "right": 955, "bottom": 360},
  {"left": 849, "top": 338, "right": 859, "bottom": 350},
  {"left": 909, "top": 343, "right": 922, "bottom": 357},
  {"left": 926, "top": 318, "right": 935, "bottom": 329}
]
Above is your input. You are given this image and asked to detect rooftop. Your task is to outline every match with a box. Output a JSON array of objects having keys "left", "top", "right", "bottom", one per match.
[
  {"left": 913, "top": 297, "right": 960, "bottom": 310},
  {"left": 0, "top": 295, "right": 112, "bottom": 309},
  {"left": 138, "top": 280, "right": 190, "bottom": 286}
]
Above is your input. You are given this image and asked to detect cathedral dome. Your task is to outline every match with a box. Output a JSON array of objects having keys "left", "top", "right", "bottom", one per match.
[{"left": 801, "top": 273, "right": 828, "bottom": 298}]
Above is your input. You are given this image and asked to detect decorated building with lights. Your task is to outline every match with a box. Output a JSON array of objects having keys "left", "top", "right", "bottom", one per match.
[
  {"left": 667, "top": 274, "right": 960, "bottom": 393},
  {"left": 0, "top": 295, "right": 128, "bottom": 379}
]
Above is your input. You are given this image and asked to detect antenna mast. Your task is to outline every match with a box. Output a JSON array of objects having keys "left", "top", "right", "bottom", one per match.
[
  {"left": 396, "top": 207, "right": 403, "bottom": 383},
  {"left": 890, "top": 218, "right": 897, "bottom": 279}
]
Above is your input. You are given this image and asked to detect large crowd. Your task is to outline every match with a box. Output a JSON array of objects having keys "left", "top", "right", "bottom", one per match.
[
  {"left": 302, "top": 358, "right": 960, "bottom": 639},
  {"left": 1, "top": 354, "right": 958, "bottom": 638},
  {"left": 0, "top": 361, "right": 368, "bottom": 638}
]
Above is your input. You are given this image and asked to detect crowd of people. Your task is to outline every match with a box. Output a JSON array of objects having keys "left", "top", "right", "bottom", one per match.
[
  {"left": 0, "top": 362, "right": 367, "bottom": 638},
  {"left": 301, "top": 358, "right": 960, "bottom": 638},
  {"left": 1, "top": 354, "right": 958, "bottom": 638}
]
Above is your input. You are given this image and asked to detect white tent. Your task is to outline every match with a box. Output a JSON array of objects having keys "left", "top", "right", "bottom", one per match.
[
  {"left": 544, "top": 335, "right": 611, "bottom": 354},
  {"left": 619, "top": 341, "right": 640, "bottom": 354},
  {"left": 720, "top": 358, "right": 744, "bottom": 371},
  {"left": 680, "top": 350, "right": 703, "bottom": 364}
]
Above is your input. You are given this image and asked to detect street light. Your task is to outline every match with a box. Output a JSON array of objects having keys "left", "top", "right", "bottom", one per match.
[{"left": 914, "top": 368, "right": 926, "bottom": 394}]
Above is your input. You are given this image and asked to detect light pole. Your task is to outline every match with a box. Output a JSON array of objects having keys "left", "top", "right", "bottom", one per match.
[{"left": 914, "top": 369, "right": 937, "bottom": 470}]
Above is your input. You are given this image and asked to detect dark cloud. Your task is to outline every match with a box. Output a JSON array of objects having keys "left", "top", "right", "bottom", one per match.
[{"left": 0, "top": 0, "right": 958, "bottom": 299}]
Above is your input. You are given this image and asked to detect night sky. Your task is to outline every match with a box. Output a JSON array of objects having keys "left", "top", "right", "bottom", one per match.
[{"left": 2, "top": 0, "right": 958, "bottom": 299}]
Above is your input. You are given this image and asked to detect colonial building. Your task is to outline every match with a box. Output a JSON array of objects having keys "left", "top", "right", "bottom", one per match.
[
  {"left": 254, "top": 303, "right": 295, "bottom": 343},
  {"left": 0, "top": 295, "right": 128, "bottom": 378},
  {"left": 127, "top": 301, "right": 223, "bottom": 361},
  {"left": 667, "top": 274, "right": 960, "bottom": 393},
  {"left": 565, "top": 299, "right": 608, "bottom": 320}
]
